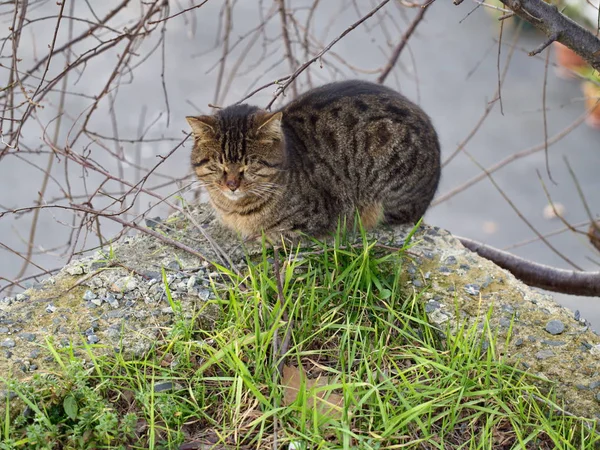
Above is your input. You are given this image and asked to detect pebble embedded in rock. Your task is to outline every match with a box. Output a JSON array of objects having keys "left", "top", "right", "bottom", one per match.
[
  {"left": 535, "top": 350, "right": 555, "bottom": 360},
  {"left": 143, "top": 271, "right": 162, "bottom": 282},
  {"left": 1, "top": 339, "right": 16, "bottom": 348},
  {"left": 111, "top": 277, "right": 138, "bottom": 293},
  {"left": 66, "top": 265, "right": 85, "bottom": 275},
  {"left": 444, "top": 256, "right": 457, "bottom": 265},
  {"left": 83, "top": 290, "right": 97, "bottom": 301},
  {"left": 464, "top": 284, "right": 480, "bottom": 296},
  {"left": 167, "top": 260, "right": 181, "bottom": 271},
  {"left": 15, "top": 293, "right": 30, "bottom": 302},
  {"left": 197, "top": 289, "right": 211, "bottom": 301},
  {"left": 106, "top": 295, "right": 119, "bottom": 309},
  {"left": 545, "top": 320, "right": 565, "bottom": 335},
  {"left": 19, "top": 333, "right": 36, "bottom": 342},
  {"left": 427, "top": 309, "right": 449, "bottom": 325},
  {"left": 425, "top": 301, "right": 441, "bottom": 313},
  {"left": 145, "top": 216, "right": 163, "bottom": 229}
]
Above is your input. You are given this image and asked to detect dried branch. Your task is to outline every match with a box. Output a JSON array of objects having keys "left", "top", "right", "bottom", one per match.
[{"left": 377, "top": 1, "right": 431, "bottom": 84}]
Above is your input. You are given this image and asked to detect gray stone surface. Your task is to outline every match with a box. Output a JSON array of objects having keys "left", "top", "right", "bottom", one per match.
[
  {"left": 545, "top": 320, "right": 566, "bottom": 335},
  {"left": 1, "top": 203, "right": 599, "bottom": 420}
]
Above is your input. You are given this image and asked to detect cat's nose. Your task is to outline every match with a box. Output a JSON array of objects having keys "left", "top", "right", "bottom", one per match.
[{"left": 225, "top": 179, "right": 240, "bottom": 191}]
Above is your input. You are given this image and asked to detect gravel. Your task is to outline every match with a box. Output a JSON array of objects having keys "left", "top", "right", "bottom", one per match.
[{"left": 545, "top": 320, "right": 566, "bottom": 335}]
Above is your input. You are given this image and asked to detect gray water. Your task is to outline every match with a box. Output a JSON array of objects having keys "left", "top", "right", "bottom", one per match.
[{"left": 1, "top": 1, "right": 599, "bottom": 323}]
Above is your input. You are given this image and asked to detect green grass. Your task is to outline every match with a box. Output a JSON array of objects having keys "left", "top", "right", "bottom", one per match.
[{"left": 1, "top": 228, "right": 599, "bottom": 449}]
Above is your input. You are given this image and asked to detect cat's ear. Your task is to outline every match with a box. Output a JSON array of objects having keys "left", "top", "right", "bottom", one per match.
[
  {"left": 186, "top": 115, "right": 217, "bottom": 139},
  {"left": 255, "top": 112, "right": 283, "bottom": 141}
]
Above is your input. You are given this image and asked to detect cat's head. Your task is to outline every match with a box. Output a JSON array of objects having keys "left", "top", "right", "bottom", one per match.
[{"left": 186, "top": 105, "right": 284, "bottom": 202}]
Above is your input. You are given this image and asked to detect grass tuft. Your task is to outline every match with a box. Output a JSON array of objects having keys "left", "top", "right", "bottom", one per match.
[{"left": 1, "top": 226, "right": 598, "bottom": 449}]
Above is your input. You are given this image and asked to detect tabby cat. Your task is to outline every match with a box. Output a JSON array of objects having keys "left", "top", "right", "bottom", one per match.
[{"left": 186, "top": 80, "right": 441, "bottom": 242}]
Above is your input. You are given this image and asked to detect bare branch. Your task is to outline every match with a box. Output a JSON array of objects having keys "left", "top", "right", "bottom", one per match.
[
  {"left": 459, "top": 237, "right": 600, "bottom": 296},
  {"left": 488, "top": 0, "right": 600, "bottom": 71}
]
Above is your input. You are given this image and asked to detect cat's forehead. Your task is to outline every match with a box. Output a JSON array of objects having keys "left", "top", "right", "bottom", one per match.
[{"left": 216, "top": 104, "right": 261, "bottom": 129}]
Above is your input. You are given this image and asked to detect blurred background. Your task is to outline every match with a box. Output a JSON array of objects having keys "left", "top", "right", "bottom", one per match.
[{"left": 0, "top": 1, "right": 599, "bottom": 323}]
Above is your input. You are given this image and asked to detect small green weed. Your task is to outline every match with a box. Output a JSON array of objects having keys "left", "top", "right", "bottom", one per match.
[{"left": 1, "top": 227, "right": 598, "bottom": 449}]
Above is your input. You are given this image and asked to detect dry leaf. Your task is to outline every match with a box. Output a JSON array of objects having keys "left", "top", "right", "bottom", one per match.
[{"left": 281, "top": 365, "right": 345, "bottom": 421}]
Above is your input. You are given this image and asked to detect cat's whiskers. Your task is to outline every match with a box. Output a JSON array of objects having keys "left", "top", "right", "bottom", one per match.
[{"left": 248, "top": 184, "right": 282, "bottom": 198}]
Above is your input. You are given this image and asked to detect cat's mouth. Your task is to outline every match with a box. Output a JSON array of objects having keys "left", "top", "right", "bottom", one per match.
[{"left": 221, "top": 189, "right": 246, "bottom": 201}]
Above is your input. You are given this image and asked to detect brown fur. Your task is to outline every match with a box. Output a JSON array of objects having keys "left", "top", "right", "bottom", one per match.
[{"left": 187, "top": 80, "right": 441, "bottom": 242}]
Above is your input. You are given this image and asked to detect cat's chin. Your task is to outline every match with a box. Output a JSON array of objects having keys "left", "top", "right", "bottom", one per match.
[{"left": 220, "top": 190, "right": 247, "bottom": 201}]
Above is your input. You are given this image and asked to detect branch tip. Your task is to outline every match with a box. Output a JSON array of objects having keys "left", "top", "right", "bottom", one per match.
[{"left": 529, "top": 32, "right": 560, "bottom": 56}]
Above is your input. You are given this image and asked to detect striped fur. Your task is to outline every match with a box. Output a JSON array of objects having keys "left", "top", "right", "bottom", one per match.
[{"left": 187, "top": 80, "right": 441, "bottom": 241}]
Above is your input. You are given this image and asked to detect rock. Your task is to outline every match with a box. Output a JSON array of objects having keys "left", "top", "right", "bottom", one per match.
[
  {"left": 425, "top": 301, "right": 441, "bottom": 313},
  {"left": 444, "top": 256, "right": 457, "bottom": 265},
  {"left": 499, "top": 317, "right": 512, "bottom": 327},
  {"left": 197, "top": 289, "right": 212, "bottom": 301},
  {"left": 545, "top": 320, "right": 565, "bottom": 335},
  {"left": 15, "top": 294, "right": 29, "bottom": 302},
  {"left": 142, "top": 271, "right": 162, "bottom": 281},
  {"left": 111, "top": 277, "right": 138, "bottom": 293},
  {"left": 0, "top": 327, "right": 8, "bottom": 334},
  {"left": 89, "top": 261, "right": 108, "bottom": 271},
  {"left": 65, "top": 265, "right": 85, "bottom": 275},
  {"left": 167, "top": 261, "right": 181, "bottom": 271},
  {"left": 1, "top": 339, "right": 16, "bottom": 348},
  {"left": 45, "top": 303, "right": 57, "bottom": 313},
  {"left": 428, "top": 309, "right": 449, "bottom": 325},
  {"left": 18, "top": 333, "right": 36, "bottom": 342},
  {"left": 1, "top": 204, "right": 600, "bottom": 421},
  {"left": 145, "top": 216, "right": 162, "bottom": 229},
  {"left": 464, "top": 284, "right": 480, "bottom": 296},
  {"left": 535, "top": 350, "right": 555, "bottom": 360},
  {"left": 91, "top": 298, "right": 104, "bottom": 307},
  {"left": 83, "top": 290, "right": 97, "bottom": 301},
  {"left": 106, "top": 295, "right": 119, "bottom": 309}
]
